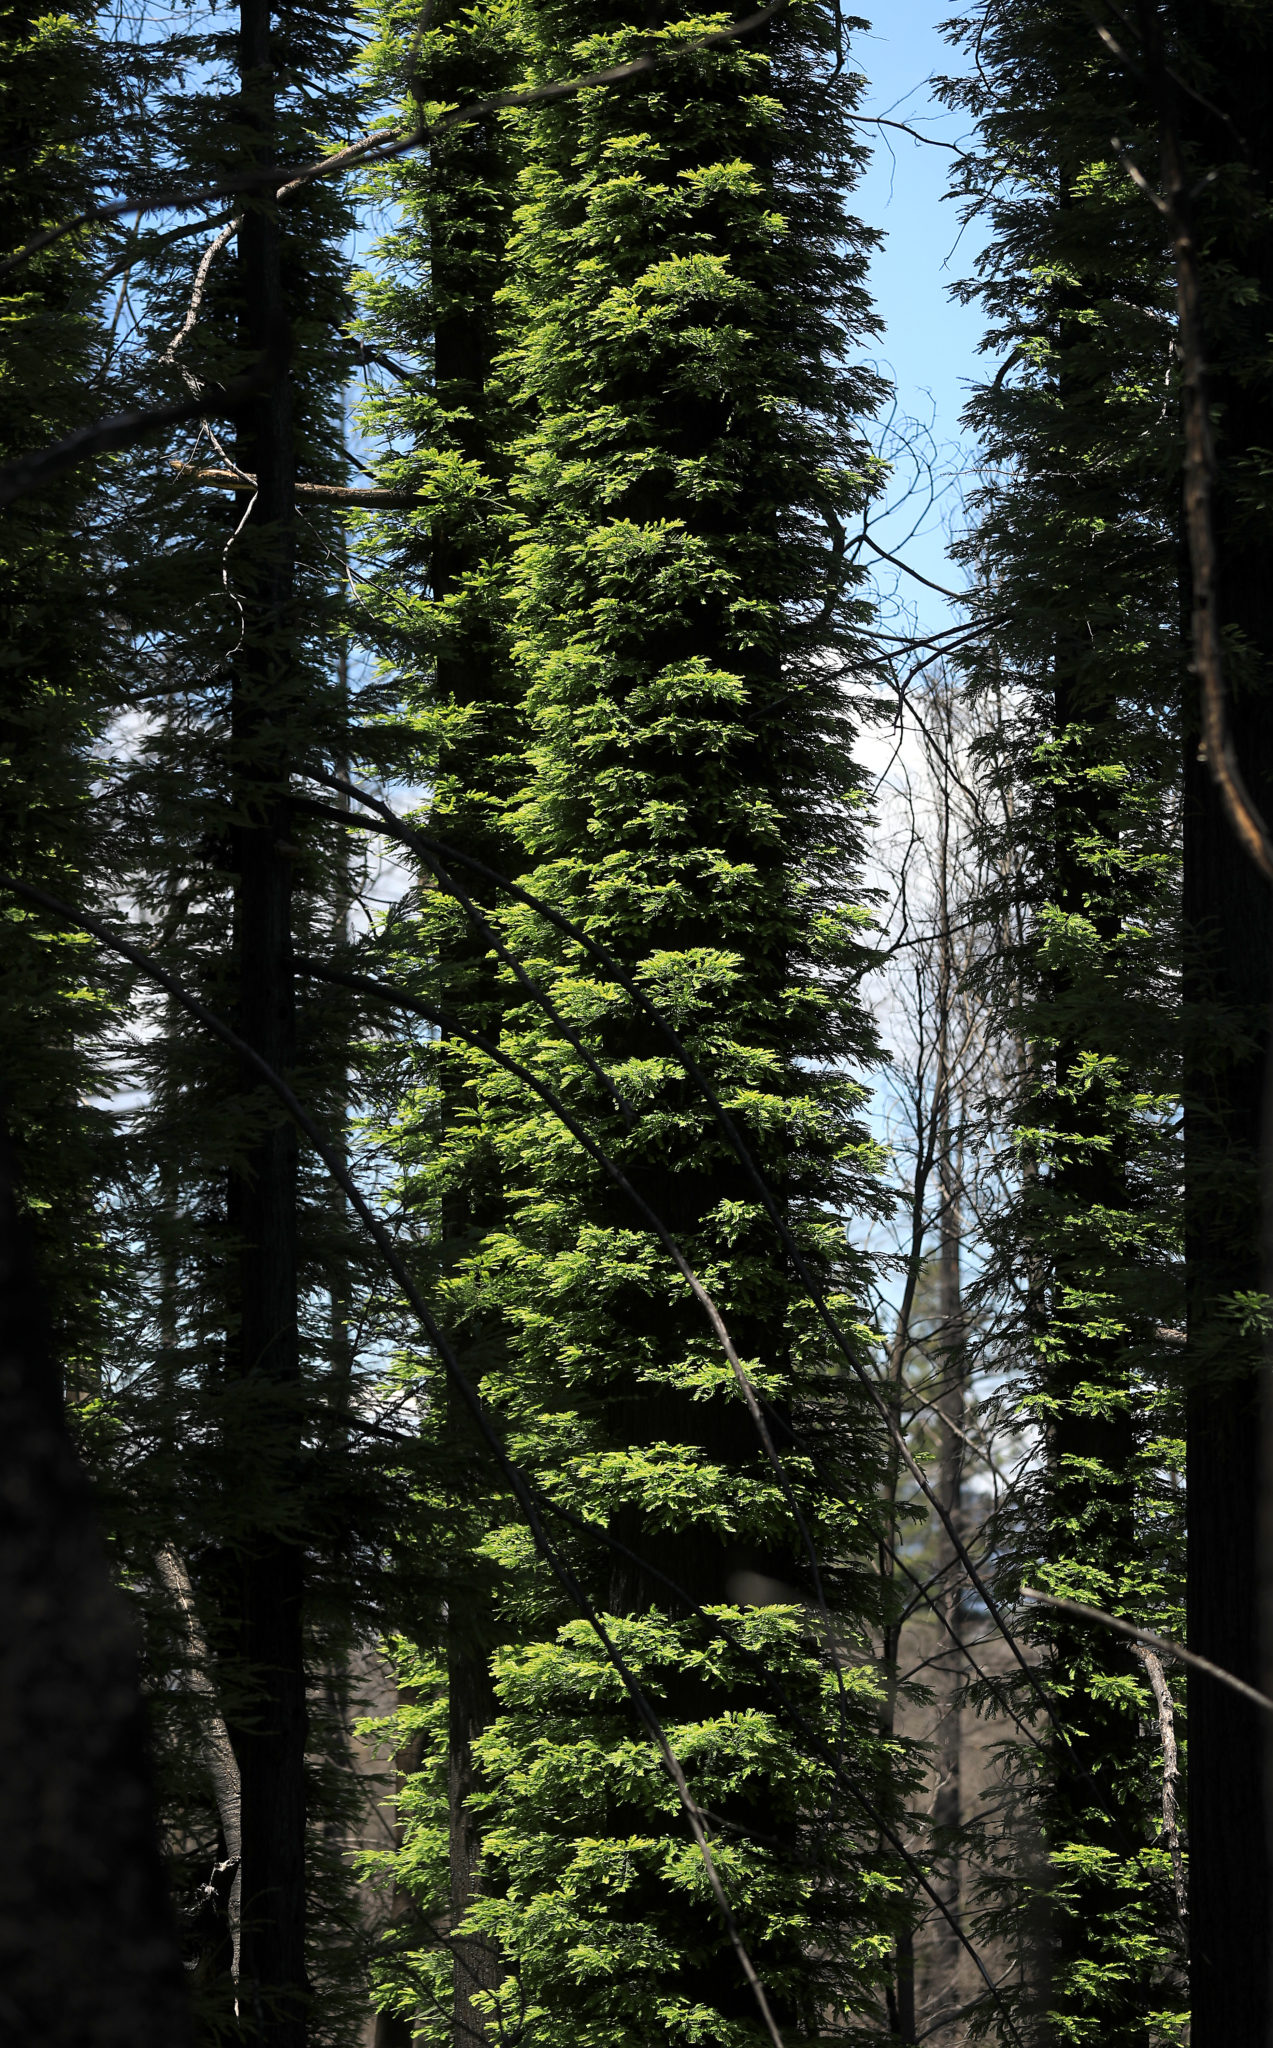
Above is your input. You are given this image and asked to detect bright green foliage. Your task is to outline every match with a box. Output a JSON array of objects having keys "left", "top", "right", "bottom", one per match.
[
  {"left": 367, "top": 1615, "right": 907, "bottom": 2046},
  {"left": 942, "top": 5, "right": 1187, "bottom": 2040},
  {"left": 357, "top": 1, "right": 920, "bottom": 2040}
]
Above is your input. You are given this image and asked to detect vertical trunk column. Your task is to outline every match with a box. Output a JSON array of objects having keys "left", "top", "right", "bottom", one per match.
[
  {"left": 228, "top": 2, "right": 306, "bottom": 2038},
  {"left": 1174, "top": 11, "right": 1273, "bottom": 2036}
]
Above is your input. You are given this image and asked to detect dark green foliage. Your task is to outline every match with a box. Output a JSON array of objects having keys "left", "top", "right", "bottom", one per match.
[
  {"left": 18, "top": 0, "right": 1273, "bottom": 2040},
  {"left": 0, "top": 0, "right": 116, "bottom": 1373},
  {"left": 941, "top": 5, "right": 1187, "bottom": 2040},
  {"left": 369, "top": 1615, "right": 909, "bottom": 2047},
  {"left": 66, "top": 3, "right": 426, "bottom": 2037}
]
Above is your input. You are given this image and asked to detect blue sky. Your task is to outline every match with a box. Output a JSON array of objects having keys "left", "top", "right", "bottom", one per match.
[{"left": 850, "top": 3, "right": 985, "bottom": 610}]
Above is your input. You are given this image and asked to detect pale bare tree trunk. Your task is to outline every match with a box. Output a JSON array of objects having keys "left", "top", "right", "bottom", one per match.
[
  {"left": 929, "top": 764, "right": 967, "bottom": 2034},
  {"left": 157, "top": 1547, "right": 243, "bottom": 1976}
]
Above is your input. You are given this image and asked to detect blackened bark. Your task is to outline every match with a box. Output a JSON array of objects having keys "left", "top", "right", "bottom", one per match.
[
  {"left": 1182, "top": 688, "right": 1272, "bottom": 2048},
  {"left": 226, "top": 0, "right": 306, "bottom": 2037},
  {"left": 1173, "top": 7, "right": 1273, "bottom": 2038},
  {"left": 0, "top": 1136, "right": 189, "bottom": 2047}
]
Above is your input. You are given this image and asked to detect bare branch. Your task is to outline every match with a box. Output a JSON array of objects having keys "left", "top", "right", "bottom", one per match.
[
  {"left": 858, "top": 114, "right": 963, "bottom": 152},
  {"left": 858, "top": 530, "right": 972, "bottom": 604},
  {"left": 174, "top": 462, "right": 425, "bottom": 506},
  {"left": 159, "top": 221, "right": 240, "bottom": 365},
  {"left": 1022, "top": 1587, "right": 1273, "bottom": 1713},
  {"left": 1136, "top": 1645, "right": 1186, "bottom": 1926}
]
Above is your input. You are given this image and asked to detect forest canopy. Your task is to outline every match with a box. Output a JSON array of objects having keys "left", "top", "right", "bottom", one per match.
[{"left": 2, "top": 0, "right": 1272, "bottom": 2044}]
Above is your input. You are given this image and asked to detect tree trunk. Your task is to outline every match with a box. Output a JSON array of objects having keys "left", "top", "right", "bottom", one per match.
[
  {"left": 930, "top": 1092, "right": 965, "bottom": 2020},
  {"left": 226, "top": 0, "right": 306, "bottom": 2035},
  {"left": 930, "top": 751, "right": 965, "bottom": 2028},
  {"left": 1173, "top": 7, "right": 1273, "bottom": 2036},
  {"left": 0, "top": 1135, "right": 190, "bottom": 2047},
  {"left": 408, "top": 25, "right": 519, "bottom": 2041}
]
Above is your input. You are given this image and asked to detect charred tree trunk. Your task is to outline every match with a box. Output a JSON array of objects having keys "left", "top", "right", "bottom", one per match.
[
  {"left": 1170, "top": 6, "right": 1273, "bottom": 2038},
  {"left": 0, "top": 1136, "right": 190, "bottom": 2047},
  {"left": 226, "top": 1, "right": 306, "bottom": 2037},
  {"left": 1181, "top": 615, "right": 1273, "bottom": 2048}
]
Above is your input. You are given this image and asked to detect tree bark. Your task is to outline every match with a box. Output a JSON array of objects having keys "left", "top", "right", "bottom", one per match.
[
  {"left": 0, "top": 1135, "right": 189, "bottom": 2047},
  {"left": 1170, "top": 7, "right": 1273, "bottom": 2037},
  {"left": 409, "top": 26, "right": 519, "bottom": 2042},
  {"left": 226, "top": 0, "right": 306, "bottom": 2036}
]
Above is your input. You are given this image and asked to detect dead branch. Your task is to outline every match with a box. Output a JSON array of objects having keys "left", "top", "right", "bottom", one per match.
[
  {"left": 1136, "top": 1644, "right": 1187, "bottom": 1926},
  {"left": 159, "top": 221, "right": 240, "bottom": 365},
  {"left": 1022, "top": 1587, "right": 1273, "bottom": 1713},
  {"left": 172, "top": 462, "right": 424, "bottom": 506},
  {"left": 155, "top": 1550, "right": 241, "bottom": 1975}
]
